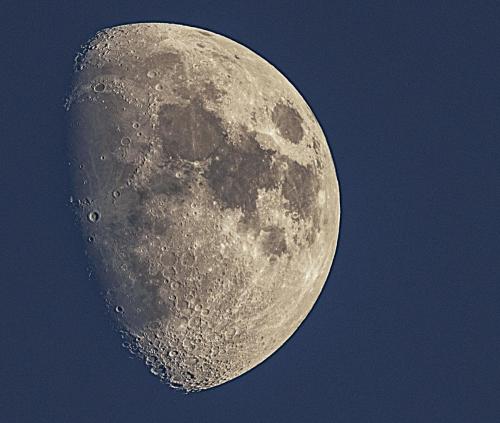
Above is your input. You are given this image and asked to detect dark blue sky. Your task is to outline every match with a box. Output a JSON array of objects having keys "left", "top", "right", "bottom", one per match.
[{"left": 2, "top": 1, "right": 499, "bottom": 422}]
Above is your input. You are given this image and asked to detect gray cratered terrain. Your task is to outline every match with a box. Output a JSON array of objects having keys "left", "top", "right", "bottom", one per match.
[{"left": 66, "top": 23, "right": 340, "bottom": 391}]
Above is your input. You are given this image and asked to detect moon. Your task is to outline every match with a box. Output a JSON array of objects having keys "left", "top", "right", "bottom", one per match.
[{"left": 67, "top": 23, "right": 340, "bottom": 391}]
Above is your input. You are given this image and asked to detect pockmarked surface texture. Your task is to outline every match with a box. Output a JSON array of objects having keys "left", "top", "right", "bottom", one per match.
[{"left": 67, "top": 23, "right": 340, "bottom": 391}]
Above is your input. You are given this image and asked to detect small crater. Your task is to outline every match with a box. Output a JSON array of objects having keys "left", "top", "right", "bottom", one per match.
[
  {"left": 188, "top": 316, "right": 202, "bottom": 328},
  {"left": 180, "top": 251, "right": 195, "bottom": 267},
  {"left": 147, "top": 70, "right": 157, "bottom": 78},
  {"left": 115, "top": 305, "right": 124, "bottom": 313},
  {"left": 87, "top": 211, "right": 100, "bottom": 223},
  {"left": 112, "top": 190, "right": 120, "bottom": 198},
  {"left": 198, "top": 30, "right": 213, "bottom": 37},
  {"left": 120, "top": 137, "right": 131, "bottom": 146},
  {"left": 93, "top": 83, "right": 105, "bottom": 92},
  {"left": 161, "top": 252, "right": 177, "bottom": 267},
  {"left": 132, "top": 122, "right": 140, "bottom": 129}
]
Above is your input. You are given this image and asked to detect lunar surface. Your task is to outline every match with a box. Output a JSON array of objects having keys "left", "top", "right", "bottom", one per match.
[{"left": 66, "top": 23, "right": 340, "bottom": 391}]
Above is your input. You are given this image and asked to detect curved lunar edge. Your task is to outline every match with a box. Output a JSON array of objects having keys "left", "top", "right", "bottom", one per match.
[{"left": 66, "top": 23, "right": 340, "bottom": 391}]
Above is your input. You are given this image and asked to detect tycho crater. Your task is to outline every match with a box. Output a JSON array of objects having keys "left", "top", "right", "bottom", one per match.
[{"left": 66, "top": 23, "right": 340, "bottom": 391}]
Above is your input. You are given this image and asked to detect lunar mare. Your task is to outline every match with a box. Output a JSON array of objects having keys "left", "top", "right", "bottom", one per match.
[{"left": 67, "top": 23, "right": 340, "bottom": 391}]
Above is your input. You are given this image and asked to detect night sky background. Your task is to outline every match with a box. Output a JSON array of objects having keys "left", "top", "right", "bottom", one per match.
[{"left": 2, "top": 1, "right": 500, "bottom": 422}]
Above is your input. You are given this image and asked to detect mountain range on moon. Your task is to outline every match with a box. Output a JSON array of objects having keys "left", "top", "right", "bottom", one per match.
[{"left": 66, "top": 23, "right": 340, "bottom": 391}]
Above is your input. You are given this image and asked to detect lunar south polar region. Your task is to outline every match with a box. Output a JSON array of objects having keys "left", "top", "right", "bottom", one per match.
[{"left": 67, "top": 23, "right": 340, "bottom": 391}]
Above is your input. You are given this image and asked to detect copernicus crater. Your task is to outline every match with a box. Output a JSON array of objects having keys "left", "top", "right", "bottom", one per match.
[{"left": 66, "top": 23, "right": 340, "bottom": 391}]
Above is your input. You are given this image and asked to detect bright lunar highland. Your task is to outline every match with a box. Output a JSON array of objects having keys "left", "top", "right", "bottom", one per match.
[{"left": 67, "top": 23, "right": 340, "bottom": 391}]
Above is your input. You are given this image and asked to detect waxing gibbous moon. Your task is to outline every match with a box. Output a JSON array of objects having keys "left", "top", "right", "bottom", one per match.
[{"left": 67, "top": 23, "right": 340, "bottom": 391}]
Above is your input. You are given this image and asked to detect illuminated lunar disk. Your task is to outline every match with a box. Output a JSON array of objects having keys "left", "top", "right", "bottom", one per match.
[{"left": 67, "top": 23, "right": 340, "bottom": 391}]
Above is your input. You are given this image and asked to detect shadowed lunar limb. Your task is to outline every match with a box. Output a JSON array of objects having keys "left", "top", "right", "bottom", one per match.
[{"left": 67, "top": 23, "right": 340, "bottom": 391}]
